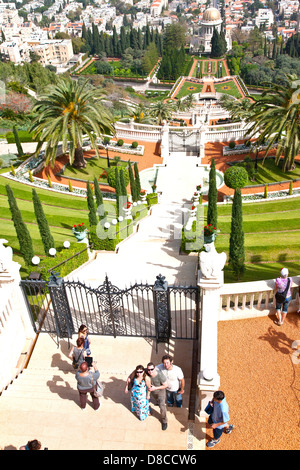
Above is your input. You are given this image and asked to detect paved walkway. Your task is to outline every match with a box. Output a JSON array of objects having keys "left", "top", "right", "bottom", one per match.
[{"left": 67, "top": 153, "right": 204, "bottom": 287}]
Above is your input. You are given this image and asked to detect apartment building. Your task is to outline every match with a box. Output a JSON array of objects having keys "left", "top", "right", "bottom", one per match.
[
  {"left": 255, "top": 8, "right": 274, "bottom": 28},
  {"left": 150, "top": 0, "right": 168, "bottom": 17},
  {"left": 28, "top": 38, "right": 73, "bottom": 66}
]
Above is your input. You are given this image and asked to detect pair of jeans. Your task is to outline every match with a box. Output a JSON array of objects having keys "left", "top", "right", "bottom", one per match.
[
  {"left": 276, "top": 296, "right": 291, "bottom": 313},
  {"left": 166, "top": 390, "right": 182, "bottom": 408},
  {"left": 78, "top": 387, "right": 100, "bottom": 410},
  {"left": 208, "top": 416, "right": 224, "bottom": 440}
]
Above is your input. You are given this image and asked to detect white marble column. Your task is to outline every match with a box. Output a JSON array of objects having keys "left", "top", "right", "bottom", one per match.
[{"left": 197, "top": 242, "right": 226, "bottom": 415}]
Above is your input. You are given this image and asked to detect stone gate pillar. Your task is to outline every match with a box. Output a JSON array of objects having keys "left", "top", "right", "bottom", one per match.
[
  {"left": 197, "top": 242, "right": 226, "bottom": 415},
  {"left": 160, "top": 120, "right": 169, "bottom": 158}
]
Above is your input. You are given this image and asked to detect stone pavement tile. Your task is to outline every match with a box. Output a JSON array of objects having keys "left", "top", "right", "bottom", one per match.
[{"left": 101, "top": 440, "right": 145, "bottom": 450}]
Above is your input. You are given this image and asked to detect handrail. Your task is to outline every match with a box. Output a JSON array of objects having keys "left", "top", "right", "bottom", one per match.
[{"left": 47, "top": 244, "right": 93, "bottom": 273}]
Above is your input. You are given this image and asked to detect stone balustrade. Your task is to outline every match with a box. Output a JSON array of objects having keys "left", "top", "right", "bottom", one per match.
[{"left": 219, "top": 275, "right": 300, "bottom": 321}]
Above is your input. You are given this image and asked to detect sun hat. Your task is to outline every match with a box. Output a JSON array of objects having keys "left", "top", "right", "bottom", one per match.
[{"left": 280, "top": 267, "right": 289, "bottom": 277}]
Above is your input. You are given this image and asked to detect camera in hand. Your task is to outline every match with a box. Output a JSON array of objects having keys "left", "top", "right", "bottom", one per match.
[{"left": 86, "top": 356, "right": 93, "bottom": 367}]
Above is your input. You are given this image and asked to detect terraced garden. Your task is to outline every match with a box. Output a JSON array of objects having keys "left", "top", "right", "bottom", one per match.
[
  {"left": 0, "top": 175, "right": 116, "bottom": 278},
  {"left": 211, "top": 197, "right": 300, "bottom": 282}
]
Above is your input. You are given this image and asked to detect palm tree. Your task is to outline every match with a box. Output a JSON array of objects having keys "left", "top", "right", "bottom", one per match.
[
  {"left": 30, "top": 77, "right": 115, "bottom": 168},
  {"left": 219, "top": 95, "right": 253, "bottom": 121},
  {"left": 174, "top": 96, "right": 194, "bottom": 113},
  {"left": 130, "top": 103, "right": 155, "bottom": 124},
  {"left": 245, "top": 74, "right": 300, "bottom": 172},
  {"left": 149, "top": 100, "right": 175, "bottom": 125}
]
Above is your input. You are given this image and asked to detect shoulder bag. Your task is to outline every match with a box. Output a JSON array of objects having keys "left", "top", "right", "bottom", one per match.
[
  {"left": 91, "top": 374, "right": 105, "bottom": 398},
  {"left": 275, "top": 278, "right": 291, "bottom": 304}
]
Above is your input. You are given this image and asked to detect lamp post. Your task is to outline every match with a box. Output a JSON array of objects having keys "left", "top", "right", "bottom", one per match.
[{"left": 105, "top": 143, "right": 110, "bottom": 168}]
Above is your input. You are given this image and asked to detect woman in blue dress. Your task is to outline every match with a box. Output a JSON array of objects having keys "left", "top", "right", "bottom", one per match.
[{"left": 125, "top": 365, "right": 151, "bottom": 421}]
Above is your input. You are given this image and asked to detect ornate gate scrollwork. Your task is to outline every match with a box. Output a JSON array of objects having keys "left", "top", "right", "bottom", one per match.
[
  {"left": 96, "top": 275, "right": 125, "bottom": 337},
  {"left": 153, "top": 274, "right": 171, "bottom": 344}
]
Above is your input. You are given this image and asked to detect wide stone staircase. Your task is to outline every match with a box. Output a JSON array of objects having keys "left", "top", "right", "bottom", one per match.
[{"left": 0, "top": 334, "right": 206, "bottom": 451}]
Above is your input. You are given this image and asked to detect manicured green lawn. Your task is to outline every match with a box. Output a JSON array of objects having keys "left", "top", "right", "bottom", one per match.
[
  {"left": 244, "top": 158, "right": 300, "bottom": 185},
  {"left": 208, "top": 197, "right": 300, "bottom": 282},
  {"left": 214, "top": 80, "right": 242, "bottom": 99},
  {"left": 0, "top": 175, "right": 116, "bottom": 278},
  {"left": 175, "top": 81, "right": 203, "bottom": 99},
  {"left": 63, "top": 156, "right": 129, "bottom": 183}
]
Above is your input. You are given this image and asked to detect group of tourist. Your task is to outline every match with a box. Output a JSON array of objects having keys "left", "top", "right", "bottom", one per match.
[
  {"left": 124, "top": 355, "right": 185, "bottom": 431},
  {"left": 64, "top": 268, "right": 297, "bottom": 448}
]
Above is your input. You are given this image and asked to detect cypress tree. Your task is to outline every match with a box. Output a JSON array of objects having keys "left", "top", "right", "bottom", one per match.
[
  {"left": 32, "top": 188, "right": 55, "bottom": 256},
  {"left": 128, "top": 161, "right": 137, "bottom": 201},
  {"left": 6, "top": 185, "right": 34, "bottom": 265},
  {"left": 94, "top": 176, "right": 105, "bottom": 220},
  {"left": 229, "top": 188, "right": 245, "bottom": 279},
  {"left": 119, "top": 168, "right": 127, "bottom": 198},
  {"left": 133, "top": 162, "right": 141, "bottom": 196},
  {"left": 86, "top": 181, "right": 98, "bottom": 226},
  {"left": 207, "top": 158, "right": 218, "bottom": 229}
]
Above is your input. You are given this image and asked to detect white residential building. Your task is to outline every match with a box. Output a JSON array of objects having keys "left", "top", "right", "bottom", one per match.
[
  {"left": 150, "top": 0, "right": 168, "bottom": 17},
  {"left": 28, "top": 38, "right": 74, "bottom": 66},
  {"left": 0, "top": 40, "right": 28, "bottom": 63},
  {"left": 255, "top": 8, "right": 274, "bottom": 28},
  {"left": 0, "top": 8, "right": 22, "bottom": 25}
]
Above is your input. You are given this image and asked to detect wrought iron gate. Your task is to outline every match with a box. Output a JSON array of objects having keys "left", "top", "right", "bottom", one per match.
[
  {"left": 169, "top": 130, "right": 200, "bottom": 155},
  {"left": 20, "top": 273, "right": 199, "bottom": 344}
]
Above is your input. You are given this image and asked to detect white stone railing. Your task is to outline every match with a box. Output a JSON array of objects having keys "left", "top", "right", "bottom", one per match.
[
  {"left": 205, "top": 127, "right": 249, "bottom": 143},
  {"left": 207, "top": 122, "right": 247, "bottom": 133},
  {"left": 115, "top": 121, "right": 163, "bottom": 142},
  {"left": 219, "top": 275, "right": 300, "bottom": 321},
  {"left": 0, "top": 258, "right": 35, "bottom": 393}
]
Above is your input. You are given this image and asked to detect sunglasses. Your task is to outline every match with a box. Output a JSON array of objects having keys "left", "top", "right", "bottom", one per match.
[
  {"left": 147, "top": 368, "right": 155, "bottom": 371},
  {"left": 136, "top": 370, "right": 144, "bottom": 373}
]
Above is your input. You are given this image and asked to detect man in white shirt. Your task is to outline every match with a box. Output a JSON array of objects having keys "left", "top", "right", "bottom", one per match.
[{"left": 156, "top": 354, "right": 185, "bottom": 408}]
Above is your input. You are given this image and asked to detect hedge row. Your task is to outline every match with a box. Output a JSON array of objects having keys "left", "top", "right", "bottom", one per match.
[{"left": 37, "top": 242, "right": 88, "bottom": 280}]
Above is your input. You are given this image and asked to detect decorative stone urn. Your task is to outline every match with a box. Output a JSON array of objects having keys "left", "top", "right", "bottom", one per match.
[
  {"left": 72, "top": 228, "right": 89, "bottom": 241},
  {"left": 204, "top": 232, "right": 216, "bottom": 244}
]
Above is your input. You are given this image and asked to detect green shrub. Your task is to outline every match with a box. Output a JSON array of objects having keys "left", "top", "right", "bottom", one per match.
[
  {"left": 37, "top": 243, "right": 88, "bottom": 280},
  {"left": 224, "top": 166, "right": 248, "bottom": 189},
  {"left": 117, "top": 139, "right": 124, "bottom": 146},
  {"left": 107, "top": 166, "right": 129, "bottom": 188},
  {"left": 131, "top": 141, "right": 138, "bottom": 148},
  {"left": 103, "top": 136, "right": 111, "bottom": 145},
  {"left": 89, "top": 220, "right": 133, "bottom": 251},
  {"left": 228, "top": 141, "right": 236, "bottom": 149},
  {"left": 146, "top": 193, "right": 158, "bottom": 206},
  {"left": 6, "top": 130, "right": 35, "bottom": 143}
]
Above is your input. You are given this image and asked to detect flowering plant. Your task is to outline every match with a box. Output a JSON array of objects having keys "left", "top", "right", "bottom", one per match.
[
  {"left": 123, "top": 202, "right": 132, "bottom": 209},
  {"left": 191, "top": 204, "right": 195, "bottom": 210},
  {"left": 140, "top": 190, "right": 146, "bottom": 195},
  {"left": 204, "top": 224, "right": 217, "bottom": 236},
  {"left": 73, "top": 223, "right": 87, "bottom": 232},
  {"left": 196, "top": 185, "right": 202, "bottom": 191}
]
